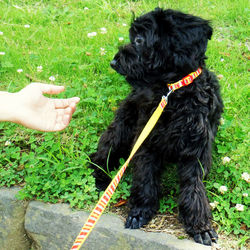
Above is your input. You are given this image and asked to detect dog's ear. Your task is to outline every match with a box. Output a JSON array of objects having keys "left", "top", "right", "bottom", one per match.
[
  {"left": 204, "top": 22, "right": 213, "bottom": 40},
  {"left": 153, "top": 9, "right": 213, "bottom": 70},
  {"left": 156, "top": 9, "right": 213, "bottom": 41}
]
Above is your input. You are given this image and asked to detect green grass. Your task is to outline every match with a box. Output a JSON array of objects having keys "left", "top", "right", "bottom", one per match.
[{"left": 0, "top": 0, "right": 249, "bottom": 246}]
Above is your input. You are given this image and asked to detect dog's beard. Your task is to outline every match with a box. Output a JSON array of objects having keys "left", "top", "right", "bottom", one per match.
[{"left": 111, "top": 51, "right": 145, "bottom": 80}]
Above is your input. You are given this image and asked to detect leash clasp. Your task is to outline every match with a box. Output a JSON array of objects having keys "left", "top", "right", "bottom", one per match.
[{"left": 162, "top": 89, "right": 173, "bottom": 103}]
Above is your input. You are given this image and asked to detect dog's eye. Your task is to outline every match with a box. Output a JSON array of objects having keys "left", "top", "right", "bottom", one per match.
[{"left": 135, "top": 36, "right": 144, "bottom": 46}]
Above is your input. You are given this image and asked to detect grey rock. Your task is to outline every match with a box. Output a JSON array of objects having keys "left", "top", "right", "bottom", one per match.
[
  {"left": 0, "top": 187, "right": 31, "bottom": 250},
  {"left": 0, "top": 187, "right": 211, "bottom": 250},
  {"left": 25, "top": 201, "right": 211, "bottom": 250}
]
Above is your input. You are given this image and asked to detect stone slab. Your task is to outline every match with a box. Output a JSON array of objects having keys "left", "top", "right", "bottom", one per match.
[
  {"left": 25, "top": 201, "right": 210, "bottom": 250},
  {"left": 0, "top": 187, "right": 30, "bottom": 250}
]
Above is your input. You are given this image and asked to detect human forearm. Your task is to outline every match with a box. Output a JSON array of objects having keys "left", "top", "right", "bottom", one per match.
[{"left": 0, "top": 91, "right": 20, "bottom": 123}]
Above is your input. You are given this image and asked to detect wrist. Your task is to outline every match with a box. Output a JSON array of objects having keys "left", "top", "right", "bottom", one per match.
[{"left": 0, "top": 91, "right": 21, "bottom": 123}]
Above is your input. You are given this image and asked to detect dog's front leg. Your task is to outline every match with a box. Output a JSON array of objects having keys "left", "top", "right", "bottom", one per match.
[
  {"left": 178, "top": 155, "right": 218, "bottom": 246},
  {"left": 90, "top": 97, "right": 138, "bottom": 190},
  {"left": 125, "top": 148, "right": 161, "bottom": 229}
]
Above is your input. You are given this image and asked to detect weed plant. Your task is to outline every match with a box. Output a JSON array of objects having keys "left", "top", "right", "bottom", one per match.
[{"left": 0, "top": 0, "right": 249, "bottom": 246}]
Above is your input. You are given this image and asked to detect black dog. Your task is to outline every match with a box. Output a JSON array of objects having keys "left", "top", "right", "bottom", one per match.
[{"left": 90, "top": 8, "right": 223, "bottom": 246}]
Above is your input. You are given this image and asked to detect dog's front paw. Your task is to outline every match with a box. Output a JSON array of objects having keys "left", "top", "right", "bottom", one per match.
[
  {"left": 125, "top": 214, "right": 149, "bottom": 229},
  {"left": 125, "top": 208, "right": 154, "bottom": 229},
  {"left": 193, "top": 229, "right": 218, "bottom": 246}
]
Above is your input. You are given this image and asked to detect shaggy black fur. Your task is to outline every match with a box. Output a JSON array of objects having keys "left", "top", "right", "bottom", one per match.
[{"left": 90, "top": 8, "right": 223, "bottom": 246}]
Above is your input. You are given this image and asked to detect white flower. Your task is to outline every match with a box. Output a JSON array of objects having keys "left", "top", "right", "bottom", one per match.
[
  {"left": 100, "top": 27, "right": 107, "bottom": 34},
  {"left": 220, "top": 58, "right": 224, "bottom": 62},
  {"left": 122, "top": 23, "right": 127, "bottom": 27},
  {"left": 49, "top": 76, "right": 56, "bottom": 81},
  {"left": 118, "top": 37, "right": 124, "bottom": 42},
  {"left": 222, "top": 156, "right": 231, "bottom": 164},
  {"left": 219, "top": 185, "right": 228, "bottom": 194},
  {"left": 241, "top": 172, "right": 250, "bottom": 183},
  {"left": 24, "top": 24, "right": 30, "bottom": 28},
  {"left": 210, "top": 201, "right": 219, "bottom": 210},
  {"left": 84, "top": 7, "right": 89, "bottom": 10},
  {"left": 0, "top": 31, "right": 3, "bottom": 35},
  {"left": 243, "top": 193, "right": 248, "bottom": 197},
  {"left": 245, "top": 41, "right": 250, "bottom": 51},
  {"left": 0, "top": 52, "right": 5, "bottom": 55},
  {"left": 220, "top": 118, "right": 225, "bottom": 125},
  {"left": 17, "top": 69, "right": 23, "bottom": 73},
  {"left": 100, "top": 47, "right": 106, "bottom": 56},
  {"left": 37, "top": 65, "right": 43, "bottom": 72},
  {"left": 5, "top": 140, "right": 11, "bottom": 146},
  {"left": 235, "top": 204, "right": 244, "bottom": 212},
  {"left": 87, "top": 32, "right": 97, "bottom": 38},
  {"left": 217, "top": 74, "right": 224, "bottom": 80}
]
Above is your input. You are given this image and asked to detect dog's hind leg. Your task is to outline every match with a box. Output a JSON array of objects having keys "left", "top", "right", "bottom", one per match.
[
  {"left": 90, "top": 97, "right": 138, "bottom": 190},
  {"left": 125, "top": 148, "right": 162, "bottom": 229},
  {"left": 177, "top": 151, "right": 218, "bottom": 246}
]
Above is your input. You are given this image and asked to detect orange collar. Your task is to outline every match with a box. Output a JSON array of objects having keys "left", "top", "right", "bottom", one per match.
[{"left": 168, "top": 68, "right": 202, "bottom": 91}]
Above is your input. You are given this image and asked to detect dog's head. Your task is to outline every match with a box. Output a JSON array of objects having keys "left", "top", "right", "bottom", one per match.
[{"left": 111, "top": 8, "right": 212, "bottom": 87}]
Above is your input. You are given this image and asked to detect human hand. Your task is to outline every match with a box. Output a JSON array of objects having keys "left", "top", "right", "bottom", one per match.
[{"left": 13, "top": 83, "right": 80, "bottom": 131}]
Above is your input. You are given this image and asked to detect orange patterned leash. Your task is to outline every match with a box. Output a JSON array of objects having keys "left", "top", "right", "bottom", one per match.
[
  {"left": 71, "top": 161, "right": 128, "bottom": 249},
  {"left": 70, "top": 68, "right": 202, "bottom": 249}
]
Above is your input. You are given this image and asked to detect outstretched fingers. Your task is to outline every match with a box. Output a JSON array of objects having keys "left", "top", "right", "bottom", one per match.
[
  {"left": 51, "top": 108, "right": 72, "bottom": 131},
  {"left": 53, "top": 97, "right": 80, "bottom": 109}
]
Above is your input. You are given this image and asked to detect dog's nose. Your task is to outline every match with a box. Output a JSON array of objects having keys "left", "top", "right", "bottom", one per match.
[{"left": 110, "top": 59, "right": 117, "bottom": 68}]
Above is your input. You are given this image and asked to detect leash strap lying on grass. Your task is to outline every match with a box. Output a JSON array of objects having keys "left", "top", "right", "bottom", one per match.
[{"left": 71, "top": 68, "right": 202, "bottom": 250}]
